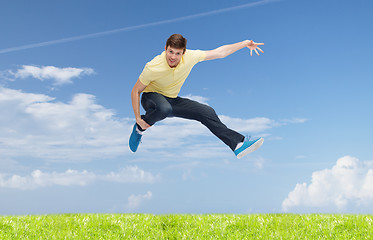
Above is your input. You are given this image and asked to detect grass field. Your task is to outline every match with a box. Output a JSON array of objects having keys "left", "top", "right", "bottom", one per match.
[{"left": 0, "top": 214, "right": 372, "bottom": 239}]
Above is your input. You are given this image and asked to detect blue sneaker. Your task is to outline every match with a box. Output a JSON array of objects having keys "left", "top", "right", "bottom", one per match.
[
  {"left": 234, "top": 137, "right": 264, "bottom": 159},
  {"left": 129, "top": 124, "right": 142, "bottom": 153}
]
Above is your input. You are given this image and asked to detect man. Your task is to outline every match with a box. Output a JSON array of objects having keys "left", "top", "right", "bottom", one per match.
[{"left": 130, "top": 34, "right": 264, "bottom": 159}]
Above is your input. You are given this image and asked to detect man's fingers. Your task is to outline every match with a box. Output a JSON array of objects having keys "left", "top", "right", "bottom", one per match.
[
  {"left": 144, "top": 122, "right": 151, "bottom": 129},
  {"left": 138, "top": 119, "right": 151, "bottom": 130},
  {"left": 248, "top": 41, "right": 264, "bottom": 56}
]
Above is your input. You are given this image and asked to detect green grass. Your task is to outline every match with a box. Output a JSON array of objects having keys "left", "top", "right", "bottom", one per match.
[{"left": 0, "top": 214, "right": 372, "bottom": 239}]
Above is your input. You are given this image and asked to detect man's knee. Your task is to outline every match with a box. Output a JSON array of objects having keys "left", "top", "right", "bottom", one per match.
[
  {"left": 157, "top": 103, "right": 173, "bottom": 118},
  {"left": 198, "top": 105, "right": 219, "bottom": 122}
]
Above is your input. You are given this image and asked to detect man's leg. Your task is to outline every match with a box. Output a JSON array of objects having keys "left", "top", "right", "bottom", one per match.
[
  {"left": 170, "top": 97, "right": 244, "bottom": 151},
  {"left": 140, "top": 92, "right": 173, "bottom": 129},
  {"left": 129, "top": 92, "right": 172, "bottom": 152}
]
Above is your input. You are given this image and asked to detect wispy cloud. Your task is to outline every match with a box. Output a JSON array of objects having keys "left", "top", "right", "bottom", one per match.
[
  {"left": 279, "top": 118, "right": 308, "bottom": 124},
  {"left": 0, "top": 166, "right": 159, "bottom": 190},
  {"left": 125, "top": 191, "right": 153, "bottom": 211},
  {"left": 0, "top": 0, "right": 279, "bottom": 54},
  {"left": 110, "top": 191, "right": 153, "bottom": 213},
  {"left": 182, "top": 94, "right": 210, "bottom": 105},
  {"left": 9, "top": 65, "right": 94, "bottom": 86}
]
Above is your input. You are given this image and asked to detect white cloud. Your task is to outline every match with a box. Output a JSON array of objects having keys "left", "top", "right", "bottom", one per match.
[
  {"left": 0, "top": 86, "right": 129, "bottom": 162},
  {"left": 0, "top": 169, "right": 95, "bottom": 190},
  {"left": 220, "top": 115, "right": 276, "bottom": 133},
  {"left": 282, "top": 156, "right": 373, "bottom": 213},
  {"left": 11, "top": 65, "right": 94, "bottom": 85},
  {"left": 0, "top": 166, "right": 159, "bottom": 190},
  {"left": 104, "top": 166, "right": 159, "bottom": 183},
  {"left": 0, "top": 88, "right": 305, "bottom": 165},
  {"left": 142, "top": 114, "right": 276, "bottom": 150},
  {"left": 0, "top": 86, "right": 54, "bottom": 103},
  {"left": 126, "top": 191, "right": 153, "bottom": 211},
  {"left": 141, "top": 94, "right": 298, "bottom": 150},
  {"left": 110, "top": 191, "right": 153, "bottom": 212},
  {"left": 249, "top": 155, "right": 266, "bottom": 169},
  {"left": 280, "top": 118, "right": 308, "bottom": 124},
  {"left": 181, "top": 94, "right": 209, "bottom": 105},
  {"left": 166, "top": 161, "right": 201, "bottom": 180}
]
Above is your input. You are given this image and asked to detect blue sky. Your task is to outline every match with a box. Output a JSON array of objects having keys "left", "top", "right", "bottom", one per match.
[{"left": 1, "top": 0, "right": 373, "bottom": 214}]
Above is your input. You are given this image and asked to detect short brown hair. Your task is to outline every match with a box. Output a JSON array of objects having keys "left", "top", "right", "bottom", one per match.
[{"left": 166, "top": 34, "right": 187, "bottom": 53}]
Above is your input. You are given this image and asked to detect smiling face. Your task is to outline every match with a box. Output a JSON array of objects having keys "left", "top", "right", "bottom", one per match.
[{"left": 165, "top": 46, "right": 185, "bottom": 68}]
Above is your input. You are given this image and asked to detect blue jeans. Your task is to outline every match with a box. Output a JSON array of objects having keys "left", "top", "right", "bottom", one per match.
[{"left": 140, "top": 92, "right": 244, "bottom": 151}]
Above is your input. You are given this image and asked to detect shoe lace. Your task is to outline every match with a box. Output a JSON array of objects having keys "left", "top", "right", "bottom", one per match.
[
  {"left": 136, "top": 133, "right": 143, "bottom": 144},
  {"left": 245, "top": 134, "right": 252, "bottom": 142}
]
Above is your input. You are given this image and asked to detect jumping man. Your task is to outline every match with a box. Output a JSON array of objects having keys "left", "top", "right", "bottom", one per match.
[{"left": 130, "top": 34, "right": 264, "bottom": 159}]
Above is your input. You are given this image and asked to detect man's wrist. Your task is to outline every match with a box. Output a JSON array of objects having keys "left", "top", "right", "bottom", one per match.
[{"left": 243, "top": 40, "right": 251, "bottom": 47}]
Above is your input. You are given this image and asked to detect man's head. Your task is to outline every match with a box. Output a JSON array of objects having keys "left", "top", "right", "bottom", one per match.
[
  {"left": 166, "top": 34, "right": 187, "bottom": 52},
  {"left": 165, "top": 34, "right": 187, "bottom": 68}
]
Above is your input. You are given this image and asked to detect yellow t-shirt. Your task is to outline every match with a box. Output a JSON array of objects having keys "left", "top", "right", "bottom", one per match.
[{"left": 139, "top": 49, "right": 206, "bottom": 98}]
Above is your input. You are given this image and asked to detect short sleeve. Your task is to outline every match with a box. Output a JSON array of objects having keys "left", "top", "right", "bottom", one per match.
[
  {"left": 139, "top": 65, "right": 152, "bottom": 86},
  {"left": 186, "top": 49, "right": 206, "bottom": 63},
  {"left": 197, "top": 50, "right": 206, "bottom": 62}
]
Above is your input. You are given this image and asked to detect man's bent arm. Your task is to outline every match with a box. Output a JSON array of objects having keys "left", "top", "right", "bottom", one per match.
[
  {"left": 131, "top": 79, "right": 150, "bottom": 130},
  {"left": 204, "top": 40, "right": 264, "bottom": 61}
]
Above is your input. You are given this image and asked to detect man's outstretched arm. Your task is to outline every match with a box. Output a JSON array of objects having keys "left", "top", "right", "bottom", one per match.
[{"left": 203, "top": 40, "right": 264, "bottom": 61}]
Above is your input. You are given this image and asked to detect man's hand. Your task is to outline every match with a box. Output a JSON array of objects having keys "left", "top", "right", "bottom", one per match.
[
  {"left": 246, "top": 40, "right": 264, "bottom": 56},
  {"left": 136, "top": 118, "right": 151, "bottom": 131}
]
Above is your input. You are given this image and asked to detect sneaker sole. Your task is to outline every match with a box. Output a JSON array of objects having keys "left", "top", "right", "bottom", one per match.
[{"left": 236, "top": 138, "right": 264, "bottom": 159}]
